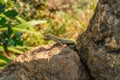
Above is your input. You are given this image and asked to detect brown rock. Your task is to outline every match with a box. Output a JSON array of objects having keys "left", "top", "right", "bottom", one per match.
[
  {"left": 77, "top": 0, "right": 120, "bottom": 80},
  {"left": 0, "top": 44, "right": 88, "bottom": 80}
]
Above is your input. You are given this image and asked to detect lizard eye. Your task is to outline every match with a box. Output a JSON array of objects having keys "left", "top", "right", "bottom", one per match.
[{"left": 44, "top": 34, "right": 51, "bottom": 38}]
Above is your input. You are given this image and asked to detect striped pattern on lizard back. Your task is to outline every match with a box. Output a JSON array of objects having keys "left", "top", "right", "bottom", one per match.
[{"left": 44, "top": 34, "right": 76, "bottom": 46}]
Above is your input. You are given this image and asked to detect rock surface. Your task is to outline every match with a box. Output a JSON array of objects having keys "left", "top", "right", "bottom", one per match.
[
  {"left": 77, "top": 0, "right": 120, "bottom": 80},
  {"left": 1, "top": 0, "right": 120, "bottom": 80},
  {"left": 0, "top": 44, "right": 88, "bottom": 80}
]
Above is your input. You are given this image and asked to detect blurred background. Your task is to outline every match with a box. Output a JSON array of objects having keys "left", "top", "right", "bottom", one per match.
[{"left": 0, "top": 0, "right": 98, "bottom": 68}]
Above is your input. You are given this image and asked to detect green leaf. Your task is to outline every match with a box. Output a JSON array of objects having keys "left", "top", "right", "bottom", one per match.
[
  {"left": 8, "top": 38, "right": 15, "bottom": 46},
  {"left": 0, "top": 46, "right": 27, "bottom": 54},
  {"left": 12, "top": 28, "right": 41, "bottom": 35},
  {"left": 0, "top": 0, "right": 5, "bottom": 4},
  {"left": 16, "top": 32, "right": 22, "bottom": 37},
  {"left": 0, "top": 63, "right": 7, "bottom": 68},
  {"left": 0, "top": 53, "right": 11, "bottom": 63},
  {"left": 0, "top": 27, "right": 42, "bottom": 36},
  {"left": 15, "top": 37, "right": 23, "bottom": 46},
  {"left": 0, "top": 38, "right": 6, "bottom": 44},
  {"left": 8, "top": 47, "right": 24, "bottom": 54},
  {"left": 0, "top": 20, "right": 47, "bottom": 30},
  {"left": 0, "top": 59, "right": 6, "bottom": 63},
  {"left": 14, "top": 20, "right": 47, "bottom": 28},
  {"left": 1, "top": 31, "right": 9, "bottom": 38},
  {"left": 16, "top": 16, "right": 26, "bottom": 23},
  {"left": 0, "top": 3, "right": 5, "bottom": 13},
  {"left": 0, "top": 17, "right": 6, "bottom": 25},
  {"left": 4, "top": 10, "right": 18, "bottom": 18},
  {"left": 0, "top": 46, "right": 4, "bottom": 51},
  {"left": 3, "top": 43, "right": 7, "bottom": 52},
  {"left": 8, "top": 26, "right": 13, "bottom": 36}
]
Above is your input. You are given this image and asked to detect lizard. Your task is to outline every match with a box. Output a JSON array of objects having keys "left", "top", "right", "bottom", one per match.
[{"left": 44, "top": 34, "right": 77, "bottom": 51}]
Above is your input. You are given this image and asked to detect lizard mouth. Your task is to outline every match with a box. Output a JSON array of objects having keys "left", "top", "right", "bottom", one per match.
[
  {"left": 44, "top": 34, "right": 54, "bottom": 39},
  {"left": 43, "top": 34, "right": 52, "bottom": 40}
]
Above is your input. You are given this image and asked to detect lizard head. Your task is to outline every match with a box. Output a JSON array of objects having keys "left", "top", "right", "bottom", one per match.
[{"left": 44, "top": 34, "right": 54, "bottom": 40}]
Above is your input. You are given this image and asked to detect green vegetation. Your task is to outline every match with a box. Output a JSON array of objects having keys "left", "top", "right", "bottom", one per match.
[{"left": 0, "top": 0, "right": 97, "bottom": 68}]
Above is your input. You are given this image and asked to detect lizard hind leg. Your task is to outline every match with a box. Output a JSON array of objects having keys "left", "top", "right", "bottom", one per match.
[{"left": 55, "top": 40, "right": 64, "bottom": 46}]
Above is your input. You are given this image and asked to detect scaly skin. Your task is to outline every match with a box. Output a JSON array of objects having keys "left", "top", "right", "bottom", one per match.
[{"left": 44, "top": 34, "right": 76, "bottom": 49}]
